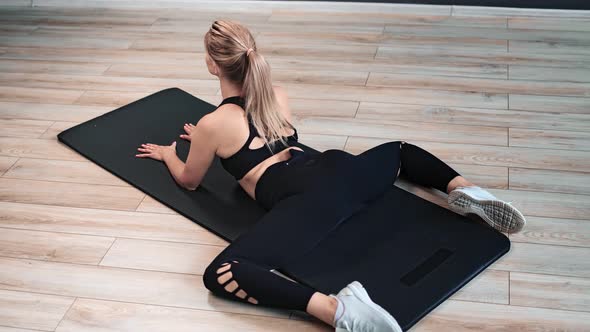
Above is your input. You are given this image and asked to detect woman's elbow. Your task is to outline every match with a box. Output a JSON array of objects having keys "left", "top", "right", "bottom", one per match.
[
  {"left": 183, "top": 180, "right": 199, "bottom": 191},
  {"left": 179, "top": 176, "right": 199, "bottom": 191}
]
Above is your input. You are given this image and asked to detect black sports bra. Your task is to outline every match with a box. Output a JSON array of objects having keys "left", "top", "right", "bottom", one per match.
[{"left": 218, "top": 95, "right": 299, "bottom": 180}]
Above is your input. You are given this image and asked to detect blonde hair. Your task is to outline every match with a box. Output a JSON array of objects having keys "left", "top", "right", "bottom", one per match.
[{"left": 204, "top": 19, "right": 295, "bottom": 150}]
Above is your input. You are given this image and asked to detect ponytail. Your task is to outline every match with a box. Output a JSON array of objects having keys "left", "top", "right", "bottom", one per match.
[{"left": 243, "top": 48, "right": 294, "bottom": 150}]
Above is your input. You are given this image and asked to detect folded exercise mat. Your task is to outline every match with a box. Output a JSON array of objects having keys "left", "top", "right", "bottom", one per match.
[{"left": 58, "top": 88, "right": 510, "bottom": 331}]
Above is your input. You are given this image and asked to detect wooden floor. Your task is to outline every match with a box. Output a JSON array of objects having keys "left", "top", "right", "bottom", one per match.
[{"left": 1, "top": 0, "right": 589, "bottom": 331}]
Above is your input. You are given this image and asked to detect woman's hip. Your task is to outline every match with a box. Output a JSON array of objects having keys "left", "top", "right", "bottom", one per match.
[{"left": 255, "top": 143, "right": 402, "bottom": 209}]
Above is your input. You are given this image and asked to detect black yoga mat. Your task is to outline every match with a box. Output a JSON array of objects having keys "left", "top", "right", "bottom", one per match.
[{"left": 58, "top": 87, "right": 510, "bottom": 331}]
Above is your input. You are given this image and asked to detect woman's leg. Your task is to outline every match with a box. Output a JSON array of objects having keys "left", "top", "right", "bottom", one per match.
[
  {"left": 355, "top": 140, "right": 470, "bottom": 198},
  {"left": 202, "top": 186, "right": 366, "bottom": 325},
  {"left": 397, "top": 141, "right": 469, "bottom": 194}
]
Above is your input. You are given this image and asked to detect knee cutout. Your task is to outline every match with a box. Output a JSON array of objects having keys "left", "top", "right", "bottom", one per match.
[
  {"left": 224, "top": 280, "right": 239, "bottom": 292},
  {"left": 217, "top": 271, "right": 232, "bottom": 284},
  {"left": 217, "top": 264, "right": 231, "bottom": 274},
  {"left": 213, "top": 260, "right": 258, "bottom": 305},
  {"left": 236, "top": 289, "right": 247, "bottom": 299}
]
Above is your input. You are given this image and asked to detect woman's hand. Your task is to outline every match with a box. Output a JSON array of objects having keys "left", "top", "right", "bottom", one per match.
[
  {"left": 179, "top": 123, "right": 196, "bottom": 142},
  {"left": 136, "top": 141, "right": 177, "bottom": 161}
]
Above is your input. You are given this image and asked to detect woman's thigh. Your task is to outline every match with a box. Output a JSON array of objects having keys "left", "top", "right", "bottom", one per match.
[
  {"left": 213, "top": 184, "right": 368, "bottom": 270},
  {"left": 351, "top": 140, "right": 403, "bottom": 203}
]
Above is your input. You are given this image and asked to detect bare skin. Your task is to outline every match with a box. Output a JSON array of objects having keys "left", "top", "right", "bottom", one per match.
[{"left": 140, "top": 50, "right": 478, "bottom": 328}]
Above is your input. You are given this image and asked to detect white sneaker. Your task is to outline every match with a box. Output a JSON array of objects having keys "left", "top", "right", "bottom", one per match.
[
  {"left": 330, "top": 281, "right": 402, "bottom": 332},
  {"left": 448, "top": 185, "right": 526, "bottom": 234}
]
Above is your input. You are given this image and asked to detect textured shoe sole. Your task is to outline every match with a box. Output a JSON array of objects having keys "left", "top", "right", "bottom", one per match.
[
  {"left": 347, "top": 281, "right": 403, "bottom": 332},
  {"left": 448, "top": 190, "right": 526, "bottom": 234}
]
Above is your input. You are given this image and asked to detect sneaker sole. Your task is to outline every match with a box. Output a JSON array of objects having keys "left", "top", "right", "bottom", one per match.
[
  {"left": 347, "top": 281, "right": 403, "bottom": 332},
  {"left": 448, "top": 190, "right": 526, "bottom": 233}
]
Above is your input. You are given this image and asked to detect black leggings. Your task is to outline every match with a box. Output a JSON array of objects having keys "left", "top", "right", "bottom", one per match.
[{"left": 203, "top": 141, "right": 461, "bottom": 312}]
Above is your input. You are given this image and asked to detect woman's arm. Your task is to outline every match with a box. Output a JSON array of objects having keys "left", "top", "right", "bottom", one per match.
[
  {"left": 136, "top": 113, "right": 218, "bottom": 191},
  {"left": 175, "top": 114, "right": 218, "bottom": 190},
  {"left": 162, "top": 150, "right": 192, "bottom": 190}
]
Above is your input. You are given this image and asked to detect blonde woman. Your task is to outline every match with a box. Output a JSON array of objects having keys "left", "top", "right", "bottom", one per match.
[{"left": 136, "top": 20, "right": 525, "bottom": 332}]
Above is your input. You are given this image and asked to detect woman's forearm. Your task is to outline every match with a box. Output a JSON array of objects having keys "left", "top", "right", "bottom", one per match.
[{"left": 163, "top": 152, "right": 188, "bottom": 188}]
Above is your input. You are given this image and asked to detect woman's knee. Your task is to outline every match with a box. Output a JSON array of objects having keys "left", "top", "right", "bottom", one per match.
[{"left": 203, "top": 257, "right": 234, "bottom": 292}]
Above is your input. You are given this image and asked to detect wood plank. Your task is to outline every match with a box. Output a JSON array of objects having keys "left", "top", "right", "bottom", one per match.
[
  {"left": 451, "top": 270, "right": 508, "bottom": 304},
  {"left": 289, "top": 99, "right": 358, "bottom": 118},
  {"left": 0, "top": 47, "right": 201, "bottom": 65},
  {"left": 0, "top": 9, "right": 157, "bottom": 27},
  {"left": 0, "top": 289, "right": 73, "bottom": 331},
  {"left": 132, "top": 36, "right": 378, "bottom": 59},
  {"left": 0, "top": 101, "right": 109, "bottom": 122},
  {"left": 56, "top": 298, "right": 327, "bottom": 332},
  {"left": 0, "top": 35, "right": 132, "bottom": 49},
  {"left": 452, "top": 6, "right": 590, "bottom": 18},
  {"left": 150, "top": 18, "right": 382, "bottom": 34},
  {"left": 258, "top": 31, "right": 508, "bottom": 53},
  {"left": 0, "top": 137, "right": 86, "bottom": 161},
  {"left": 0, "top": 25, "right": 37, "bottom": 37},
  {"left": 510, "top": 272, "right": 590, "bottom": 312},
  {"left": 509, "top": 168, "right": 590, "bottom": 195},
  {"left": 0, "top": 86, "right": 83, "bottom": 104},
  {"left": 345, "top": 136, "right": 590, "bottom": 173},
  {"left": 0, "top": 228, "right": 114, "bottom": 264},
  {"left": 509, "top": 94, "right": 590, "bottom": 114},
  {"left": 107, "top": 64, "right": 370, "bottom": 86},
  {"left": 295, "top": 116, "right": 508, "bottom": 146},
  {"left": 487, "top": 188, "right": 590, "bottom": 220},
  {"left": 0, "top": 118, "right": 53, "bottom": 138},
  {"left": 99, "top": 238, "right": 223, "bottom": 274},
  {"left": 0, "top": 257, "right": 292, "bottom": 319},
  {"left": 2, "top": 158, "right": 129, "bottom": 187},
  {"left": 0, "top": 59, "right": 109, "bottom": 75},
  {"left": 0, "top": 178, "right": 145, "bottom": 211},
  {"left": 0, "top": 326, "right": 40, "bottom": 332},
  {"left": 281, "top": 83, "right": 507, "bottom": 109},
  {"left": 384, "top": 24, "right": 590, "bottom": 43},
  {"left": 494, "top": 242, "right": 590, "bottom": 278},
  {"left": 0, "top": 201, "right": 227, "bottom": 246},
  {"left": 510, "top": 128, "right": 590, "bottom": 151},
  {"left": 376, "top": 46, "right": 590, "bottom": 68},
  {"left": 508, "top": 16, "right": 590, "bottom": 32},
  {"left": 510, "top": 216, "right": 590, "bottom": 248},
  {"left": 367, "top": 72, "right": 590, "bottom": 97},
  {"left": 30, "top": 26, "right": 205, "bottom": 43},
  {"left": 269, "top": 10, "right": 507, "bottom": 28},
  {"left": 355, "top": 101, "right": 590, "bottom": 132},
  {"left": 0, "top": 73, "right": 219, "bottom": 95},
  {"left": 411, "top": 299, "right": 590, "bottom": 331},
  {"left": 32, "top": 1, "right": 449, "bottom": 15},
  {"left": 510, "top": 40, "right": 590, "bottom": 56},
  {"left": 0, "top": 0, "right": 31, "bottom": 6},
  {"left": 509, "top": 65, "right": 590, "bottom": 83}
]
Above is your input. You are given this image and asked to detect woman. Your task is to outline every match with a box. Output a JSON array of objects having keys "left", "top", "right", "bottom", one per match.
[{"left": 135, "top": 20, "right": 525, "bottom": 332}]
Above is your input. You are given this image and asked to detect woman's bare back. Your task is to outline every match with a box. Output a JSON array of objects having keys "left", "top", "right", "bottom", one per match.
[{"left": 215, "top": 86, "right": 304, "bottom": 200}]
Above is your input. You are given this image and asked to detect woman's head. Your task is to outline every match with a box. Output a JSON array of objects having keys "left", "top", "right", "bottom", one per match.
[{"left": 204, "top": 20, "right": 294, "bottom": 149}]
